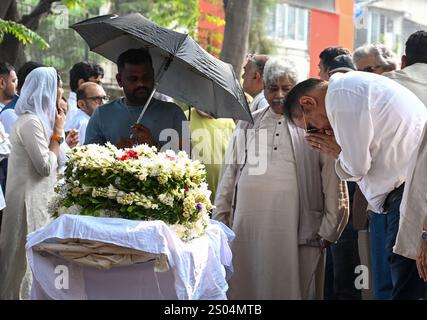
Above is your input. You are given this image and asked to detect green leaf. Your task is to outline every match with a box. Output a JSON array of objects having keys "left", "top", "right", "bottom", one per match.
[{"left": 0, "top": 18, "right": 49, "bottom": 49}]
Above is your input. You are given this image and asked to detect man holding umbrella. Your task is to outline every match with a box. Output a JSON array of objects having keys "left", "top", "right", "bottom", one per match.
[{"left": 84, "top": 48, "right": 187, "bottom": 151}]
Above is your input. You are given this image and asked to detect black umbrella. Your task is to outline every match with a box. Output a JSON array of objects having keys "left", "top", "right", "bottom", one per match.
[{"left": 71, "top": 13, "right": 253, "bottom": 123}]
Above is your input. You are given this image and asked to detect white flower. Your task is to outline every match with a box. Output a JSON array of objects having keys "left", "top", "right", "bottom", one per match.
[
  {"left": 107, "top": 184, "right": 118, "bottom": 199},
  {"left": 170, "top": 224, "right": 187, "bottom": 240},
  {"left": 53, "top": 143, "right": 212, "bottom": 241},
  {"left": 158, "top": 193, "right": 174, "bottom": 207}
]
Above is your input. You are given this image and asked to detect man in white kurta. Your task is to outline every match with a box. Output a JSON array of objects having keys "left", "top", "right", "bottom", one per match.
[
  {"left": 395, "top": 123, "right": 427, "bottom": 261},
  {"left": 214, "top": 58, "right": 348, "bottom": 300}
]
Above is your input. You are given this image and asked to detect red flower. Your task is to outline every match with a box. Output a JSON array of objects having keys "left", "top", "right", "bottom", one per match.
[
  {"left": 118, "top": 149, "right": 139, "bottom": 161},
  {"left": 127, "top": 150, "right": 138, "bottom": 158},
  {"left": 118, "top": 155, "right": 130, "bottom": 161}
]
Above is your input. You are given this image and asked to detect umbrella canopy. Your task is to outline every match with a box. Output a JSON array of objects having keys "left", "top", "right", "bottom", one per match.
[{"left": 71, "top": 13, "right": 253, "bottom": 123}]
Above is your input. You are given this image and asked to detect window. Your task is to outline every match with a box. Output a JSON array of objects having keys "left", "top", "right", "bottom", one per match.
[
  {"left": 266, "top": 4, "right": 309, "bottom": 45},
  {"left": 369, "top": 10, "right": 399, "bottom": 53}
]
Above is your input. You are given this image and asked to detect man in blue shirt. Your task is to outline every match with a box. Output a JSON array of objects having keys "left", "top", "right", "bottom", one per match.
[{"left": 85, "top": 48, "right": 186, "bottom": 151}]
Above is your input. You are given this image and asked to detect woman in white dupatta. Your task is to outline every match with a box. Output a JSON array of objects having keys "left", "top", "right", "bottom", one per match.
[{"left": 0, "top": 67, "right": 65, "bottom": 300}]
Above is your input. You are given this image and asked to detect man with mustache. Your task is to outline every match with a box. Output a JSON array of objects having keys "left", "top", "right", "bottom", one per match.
[
  {"left": 214, "top": 58, "right": 348, "bottom": 299},
  {"left": 85, "top": 48, "right": 186, "bottom": 151}
]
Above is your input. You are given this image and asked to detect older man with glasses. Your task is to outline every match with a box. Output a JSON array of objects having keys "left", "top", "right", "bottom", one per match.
[
  {"left": 353, "top": 44, "right": 398, "bottom": 74},
  {"left": 214, "top": 57, "right": 348, "bottom": 300},
  {"left": 67, "top": 82, "right": 108, "bottom": 145}
]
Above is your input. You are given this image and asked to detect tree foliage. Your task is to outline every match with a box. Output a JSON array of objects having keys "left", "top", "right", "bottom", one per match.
[
  {"left": 248, "top": 0, "right": 276, "bottom": 55},
  {"left": 114, "top": 0, "right": 200, "bottom": 38},
  {"left": 1, "top": 0, "right": 249, "bottom": 78},
  {"left": 0, "top": 18, "right": 48, "bottom": 48},
  {"left": 0, "top": 0, "right": 87, "bottom": 66},
  {"left": 150, "top": 0, "right": 200, "bottom": 37}
]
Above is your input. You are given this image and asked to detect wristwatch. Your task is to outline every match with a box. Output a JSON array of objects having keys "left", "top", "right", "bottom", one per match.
[
  {"left": 51, "top": 135, "right": 64, "bottom": 144},
  {"left": 421, "top": 230, "right": 427, "bottom": 244}
]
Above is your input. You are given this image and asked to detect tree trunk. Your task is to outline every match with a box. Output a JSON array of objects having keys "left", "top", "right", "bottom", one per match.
[
  {"left": 220, "top": 0, "right": 253, "bottom": 77},
  {"left": 0, "top": 0, "right": 15, "bottom": 19},
  {"left": 0, "top": 0, "right": 61, "bottom": 68},
  {"left": 19, "top": 0, "right": 60, "bottom": 30},
  {"left": 0, "top": 0, "right": 25, "bottom": 67}
]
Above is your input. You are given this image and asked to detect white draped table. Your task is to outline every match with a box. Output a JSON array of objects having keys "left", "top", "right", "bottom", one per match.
[{"left": 26, "top": 214, "right": 234, "bottom": 300}]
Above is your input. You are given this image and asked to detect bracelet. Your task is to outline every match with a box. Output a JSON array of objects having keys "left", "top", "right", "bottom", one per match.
[{"left": 51, "top": 135, "right": 64, "bottom": 144}]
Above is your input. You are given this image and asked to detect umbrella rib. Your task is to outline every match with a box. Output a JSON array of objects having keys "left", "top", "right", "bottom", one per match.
[{"left": 90, "top": 31, "right": 140, "bottom": 52}]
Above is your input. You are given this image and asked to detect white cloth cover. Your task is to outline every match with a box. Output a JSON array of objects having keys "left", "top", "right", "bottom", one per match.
[{"left": 26, "top": 214, "right": 234, "bottom": 300}]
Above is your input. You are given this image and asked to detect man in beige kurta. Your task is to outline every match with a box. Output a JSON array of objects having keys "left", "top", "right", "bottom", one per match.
[
  {"left": 394, "top": 123, "right": 427, "bottom": 260},
  {"left": 382, "top": 31, "right": 427, "bottom": 262},
  {"left": 213, "top": 58, "right": 348, "bottom": 300}
]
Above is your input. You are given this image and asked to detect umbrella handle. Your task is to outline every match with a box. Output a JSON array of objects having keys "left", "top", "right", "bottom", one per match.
[
  {"left": 129, "top": 84, "right": 158, "bottom": 140},
  {"left": 136, "top": 83, "right": 159, "bottom": 124}
]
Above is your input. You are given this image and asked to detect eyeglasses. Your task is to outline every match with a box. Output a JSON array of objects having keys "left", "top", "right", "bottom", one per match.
[
  {"left": 85, "top": 95, "right": 109, "bottom": 103},
  {"left": 300, "top": 105, "right": 321, "bottom": 133},
  {"left": 359, "top": 65, "right": 382, "bottom": 73}
]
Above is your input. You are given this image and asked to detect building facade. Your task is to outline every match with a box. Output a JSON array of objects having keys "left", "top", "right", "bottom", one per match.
[
  {"left": 265, "top": 0, "right": 355, "bottom": 79},
  {"left": 354, "top": 0, "right": 427, "bottom": 58}
]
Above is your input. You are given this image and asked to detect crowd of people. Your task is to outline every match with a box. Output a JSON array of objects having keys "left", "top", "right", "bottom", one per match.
[{"left": 0, "top": 28, "right": 426, "bottom": 300}]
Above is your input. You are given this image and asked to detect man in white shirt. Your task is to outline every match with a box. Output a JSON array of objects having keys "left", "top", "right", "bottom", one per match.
[
  {"left": 283, "top": 71, "right": 427, "bottom": 299},
  {"left": 67, "top": 82, "right": 107, "bottom": 145},
  {"left": 65, "top": 61, "right": 104, "bottom": 132},
  {"left": 241, "top": 54, "right": 269, "bottom": 113}
]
